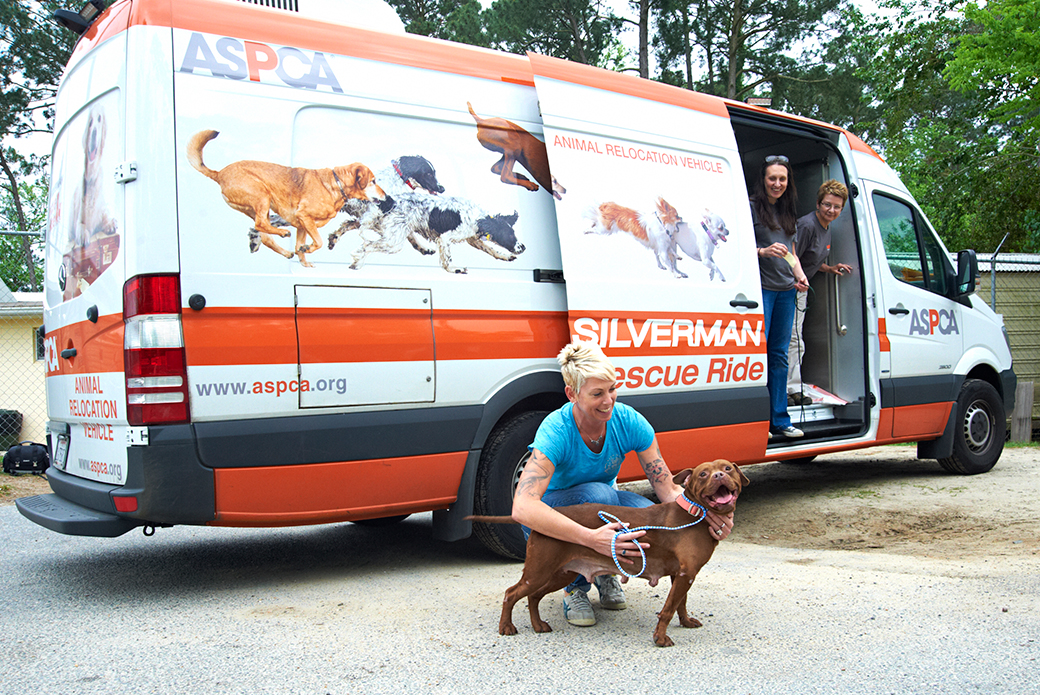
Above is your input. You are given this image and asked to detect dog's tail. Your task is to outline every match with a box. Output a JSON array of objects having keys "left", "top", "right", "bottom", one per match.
[
  {"left": 465, "top": 515, "right": 517, "bottom": 525},
  {"left": 186, "top": 129, "right": 221, "bottom": 180},
  {"left": 466, "top": 101, "right": 483, "bottom": 124}
]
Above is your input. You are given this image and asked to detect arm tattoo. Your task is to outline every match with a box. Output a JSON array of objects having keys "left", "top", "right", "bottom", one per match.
[
  {"left": 641, "top": 456, "right": 669, "bottom": 486},
  {"left": 515, "top": 453, "right": 552, "bottom": 500}
]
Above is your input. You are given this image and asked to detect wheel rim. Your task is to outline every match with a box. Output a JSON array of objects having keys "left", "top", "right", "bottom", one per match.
[
  {"left": 511, "top": 451, "right": 531, "bottom": 495},
  {"left": 963, "top": 399, "right": 993, "bottom": 453}
]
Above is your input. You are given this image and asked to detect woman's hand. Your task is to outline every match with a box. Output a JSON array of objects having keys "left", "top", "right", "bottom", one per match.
[
  {"left": 758, "top": 242, "right": 789, "bottom": 259},
  {"left": 588, "top": 522, "right": 647, "bottom": 564},
  {"left": 704, "top": 510, "right": 734, "bottom": 540}
]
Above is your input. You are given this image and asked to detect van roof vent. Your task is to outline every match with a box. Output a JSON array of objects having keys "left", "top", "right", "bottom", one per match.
[{"left": 227, "top": 0, "right": 405, "bottom": 32}]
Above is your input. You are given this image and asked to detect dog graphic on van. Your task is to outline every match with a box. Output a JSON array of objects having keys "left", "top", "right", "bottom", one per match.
[
  {"left": 340, "top": 192, "right": 524, "bottom": 274},
  {"left": 584, "top": 197, "right": 682, "bottom": 273},
  {"left": 62, "top": 107, "right": 121, "bottom": 300},
  {"left": 187, "top": 129, "right": 385, "bottom": 267},
  {"left": 667, "top": 210, "right": 730, "bottom": 281},
  {"left": 467, "top": 102, "right": 565, "bottom": 200}
]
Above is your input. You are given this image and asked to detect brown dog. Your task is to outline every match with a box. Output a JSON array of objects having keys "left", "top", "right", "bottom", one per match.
[
  {"left": 187, "top": 129, "right": 385, "bottom": 267},
  {"left": 467, "top": 102, "right": 563, "bottom": 200},
  {"left": 470, "top": 459, "right": 747, "bottom": 647}
]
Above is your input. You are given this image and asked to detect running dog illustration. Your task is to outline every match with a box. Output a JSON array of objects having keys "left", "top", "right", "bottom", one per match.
[
  {"left": 187, "top": 129, "right": 385, "bottom": 267},
  {"left": 339, "top": 192, "right": 524, "bottom": 274},
  {"left": 584, "top": 197, "right": 682, "bottom": 272},
  {"left": 467, "top": 102, "right": 564, "bottom": 200},
  {"left": 667, "top": 210, "right": 730, "bottom": 281}
]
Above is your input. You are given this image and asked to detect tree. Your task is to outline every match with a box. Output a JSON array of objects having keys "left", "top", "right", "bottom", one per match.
[
  {"left": 383, "top": 0, "right": 491, "bottom": 46},
  {"left": 653, "top": 0, "right": 842, "bottom": 100},
  {"left": 860, "top": 0, "right": 1039, "bottom": 254},
  {"left": 1, "top": 0, "right": 76, "bottom": 291},
  {"left": 485, "top": 0, "right": 624, "bottom": 66}
]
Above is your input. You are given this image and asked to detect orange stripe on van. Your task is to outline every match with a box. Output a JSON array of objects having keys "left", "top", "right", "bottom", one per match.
[
  {"left": 889, "top": 402, "right": 952, "bottom": 439},
  {"left": 210, "top": 451, "right": 468, "bottom": 526},
  {"left": 878, "top": 318, "right": 891, "bottom": 352},
  {"left": 44, "top": 316, "right": 124, "bottom": 376},
  {"left": 529, "top": 53, "right": 729, "bottom": 118},
  {"left": 131, "top": 0, "right": 536, "bottom": 85},
  {"left": 181, "top": 307, "right": 570, "bottom": 366}
]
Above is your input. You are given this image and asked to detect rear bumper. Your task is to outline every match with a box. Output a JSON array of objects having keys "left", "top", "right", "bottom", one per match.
[{"left": 16, "top": 489, "right": 139, "bottom": 537}]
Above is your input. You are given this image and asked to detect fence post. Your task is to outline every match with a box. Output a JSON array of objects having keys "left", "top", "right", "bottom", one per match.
[{"left": 1011, "top": 381, "right": 1034, "bottom": 442}]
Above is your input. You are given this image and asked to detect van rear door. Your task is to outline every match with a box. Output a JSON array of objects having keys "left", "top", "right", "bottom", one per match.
[{"left": 530, "top": 55, "right": 769, "bottom": 462}]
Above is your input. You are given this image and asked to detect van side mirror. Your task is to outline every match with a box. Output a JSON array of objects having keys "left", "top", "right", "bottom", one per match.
[{"left": 954, "top": 249, "right": 978, "bottom": 298}]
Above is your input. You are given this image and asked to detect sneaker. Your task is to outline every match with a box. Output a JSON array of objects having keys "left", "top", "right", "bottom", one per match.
[
  {"left": 563, "top": 587, "right": 596, "bottom": 626},
  {"left": 777, "top": 425, "right": 804, "bottom": 438},
  {"left": 795, "top": 393, "right": 813, "bottom": 405},
  {"left": 787, "top": 393, "right": 797, "bottom": 406},
  {"left": 594, "top": 575, "right": 627, "bottom": 610}
]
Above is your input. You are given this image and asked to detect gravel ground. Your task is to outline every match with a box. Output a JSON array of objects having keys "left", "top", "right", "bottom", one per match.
[{"left": 1, "top": 445, "right": 1037, "bottom": 694}]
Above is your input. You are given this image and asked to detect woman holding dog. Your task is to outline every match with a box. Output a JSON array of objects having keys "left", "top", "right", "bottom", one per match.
[
  {"left": 751, "top": 155, "right": 809, "bottom": 439},
  {"left": 512, "top": 341, "right": 734, "bottom": 628}
]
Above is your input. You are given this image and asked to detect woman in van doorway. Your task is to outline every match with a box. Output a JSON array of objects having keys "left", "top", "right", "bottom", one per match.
[{"left": 750, "top": 155, "right": 809, "bottom": 438}]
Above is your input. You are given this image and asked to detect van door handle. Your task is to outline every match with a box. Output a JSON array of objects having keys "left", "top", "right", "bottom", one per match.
[
  {"left": 888, "top": 307, "right": 910, "bottom": 316},
  {"left": 730, "top": 299, "right": 759, "bottom": 309},
  {"left": 61, "top": 348, "right": 77, "bottom": 359}
]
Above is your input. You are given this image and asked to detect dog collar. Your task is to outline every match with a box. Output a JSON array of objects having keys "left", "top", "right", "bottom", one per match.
[
  {"left": 700, "top": 220, "right": 720, "bottom": 246},
  {"left": 331, "top": 170, "right": 349, "bottom": 200},
  {"left": 675, "top": 492, "right": 706, "bottom": 518},
  {"left": 391, "top": 158, "right": 416, "bottom": 190}
]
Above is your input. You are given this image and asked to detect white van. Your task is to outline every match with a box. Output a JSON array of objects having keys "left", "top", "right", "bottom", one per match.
[{"left": 20, "top": 0, "right": 1015, "bottom": 559}]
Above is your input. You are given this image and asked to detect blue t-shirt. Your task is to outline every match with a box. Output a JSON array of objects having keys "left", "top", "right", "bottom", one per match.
[{"left": 530, "top": 402, "right": 655, "bottom": 491}]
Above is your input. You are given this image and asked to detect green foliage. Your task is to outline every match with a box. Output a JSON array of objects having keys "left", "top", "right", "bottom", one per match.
[
  {"left": 484, "top": 0, "right": 624, "bottom": 65},
  {"left": 652, "top": 0, "right": 843, "bottom": 100},
  {"left": 859, "top": 0, "right": 1040, "bottom": 254},
  {"left": 0, "top": 151, "right": 46, "bottom": 292},
  {"left": 383, "top": 0, "right": 491, "bottom": 46}
]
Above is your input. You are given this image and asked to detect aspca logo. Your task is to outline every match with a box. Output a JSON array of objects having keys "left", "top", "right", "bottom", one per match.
[
  {"left": 909, "top": 308, "right": 960, "bottom": 336},
  {"left": 178, "top": 32, "right": 343, "bottom": 93},
  {"left": 44, "top": 336, "right": 60, "bottom": 373}
]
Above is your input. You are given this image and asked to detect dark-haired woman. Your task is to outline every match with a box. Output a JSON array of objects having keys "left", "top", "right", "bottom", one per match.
[{"left": 750, "top": 156, "right": 808, "bottom": 438}]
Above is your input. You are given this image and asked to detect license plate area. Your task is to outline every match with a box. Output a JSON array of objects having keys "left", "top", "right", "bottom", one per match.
[{"left": 52, "top": 434, "right": 69, "bottom": 471}]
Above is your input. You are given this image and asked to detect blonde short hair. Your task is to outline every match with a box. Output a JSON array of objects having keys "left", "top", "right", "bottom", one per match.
[
  {"left": 557, "top": 341, "right": 616, "bottom": 395},
  {"left": 817, "top": 179, "right": 849, "bottom": 206}
]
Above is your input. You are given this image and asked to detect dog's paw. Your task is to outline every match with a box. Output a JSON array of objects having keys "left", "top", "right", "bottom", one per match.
[
  {"left": 532, "top": 620, "right": 552, "bottom": 634},
  {"left": 327, "top": 235, "right": 339, "bottom": 250},
  {"left": 679, "top": 616, "right": 702, "bottom": 629},
  {"left": 653, "top": 633, "right": 676, "bottom": 648},
  {"left": 248, "top": 230, "right": 260, "bottom": 253},
  {"left": 499, "top": 623, "right": 518, "bottom": 636},
  {"left": 451, "top": 267, "right": 468, "bottom": 275}
]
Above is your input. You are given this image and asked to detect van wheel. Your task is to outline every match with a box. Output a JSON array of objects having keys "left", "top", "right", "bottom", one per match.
[
  {"left": 938, "top": 379, "right": 1005, "bottom": 475},
  {"left": 472, "top": 411, "right": 548, "bottom": 560}
]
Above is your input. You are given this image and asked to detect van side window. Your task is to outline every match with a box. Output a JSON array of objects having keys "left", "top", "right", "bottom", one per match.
[{"left": 872, "top": 193, "right": 949, "bottom": 296}]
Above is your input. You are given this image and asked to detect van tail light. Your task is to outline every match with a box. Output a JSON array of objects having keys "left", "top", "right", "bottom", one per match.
[{"left": 123, "top": 275, "right": 189, "bottom": 425}]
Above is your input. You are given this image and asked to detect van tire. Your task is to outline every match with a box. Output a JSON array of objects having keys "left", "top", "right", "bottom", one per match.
[
  {"left": 472, "top": 410, "right": 548, "bottom": 560},
  {"left": 937, "top": 379, "right": 1005, "bottom": 475}
]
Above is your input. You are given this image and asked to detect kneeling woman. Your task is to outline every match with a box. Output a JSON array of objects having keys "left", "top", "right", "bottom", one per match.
[{"left": 511, "top": 341, "right": 734, "bottom": 627}]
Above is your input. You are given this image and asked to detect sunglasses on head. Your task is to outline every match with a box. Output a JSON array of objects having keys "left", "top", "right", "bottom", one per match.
[{"left": 765, "top": 155, "right": 789, "bottom": 164}]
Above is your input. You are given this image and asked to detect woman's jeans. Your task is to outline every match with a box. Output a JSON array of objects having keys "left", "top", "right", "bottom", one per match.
[
  {"left": 762, "top": 287, "right": 797, "bottom": 431},
  {"left": 524, "top": 482, "right": 654, "bottom": 592}
]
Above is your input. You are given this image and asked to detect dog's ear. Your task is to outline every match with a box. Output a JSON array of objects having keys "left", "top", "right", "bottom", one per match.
[
  {"left": 733, "top": 462, "right": 750, "bottom": 486},
  {"left": 349, "top": 163, "right": 373, "bottom": 187},
  {"left": 672, "top": 468, "right": 694, "bottom": 486},
  {"left": 504, "top": 211, "right": 519, "bottom": 226}
]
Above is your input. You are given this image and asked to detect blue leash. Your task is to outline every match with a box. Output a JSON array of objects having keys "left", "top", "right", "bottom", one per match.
[{"left": 597, "top": 495, "right": 707, "bottom": 579}]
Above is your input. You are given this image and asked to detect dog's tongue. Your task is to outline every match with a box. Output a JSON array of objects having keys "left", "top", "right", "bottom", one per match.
[{"left": 709, "top": 490, "right": 736, "bottom": 507}]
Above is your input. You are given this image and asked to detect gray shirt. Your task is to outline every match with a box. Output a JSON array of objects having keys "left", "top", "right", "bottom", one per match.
[
  {"left": 753, "top": 204, "right": 796, "bottom": 292},
  {"left": 795, "top": 211, "right": 831, "bottom": 281}
]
